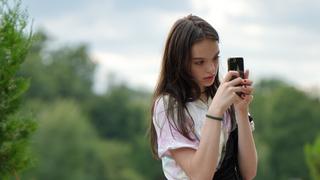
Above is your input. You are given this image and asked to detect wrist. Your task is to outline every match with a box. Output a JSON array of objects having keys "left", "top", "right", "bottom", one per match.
[
  {"left": 206, "top": 114, "right": 223, "bottom": 121},
  {"left": 235, "top": 108, "right": 248, "bottom": 117},
  {"left": 234, "top": 103, "right": 249, "bottom": 112},
  {"left": 208, "top": 106, "right": 224, "bottom": 117}
]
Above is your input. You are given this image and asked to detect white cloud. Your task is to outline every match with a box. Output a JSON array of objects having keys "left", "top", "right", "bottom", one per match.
[
  {"left": 190, "top": 0, "right": 255, "bottom": 28},
  {"left": 92, "top": 50, "right": 161, "bottom": 93}
]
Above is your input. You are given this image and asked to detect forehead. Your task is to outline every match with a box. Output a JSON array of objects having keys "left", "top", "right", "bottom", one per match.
[{"left": 191, "top": 39, "right": 219, "bottom": 58}]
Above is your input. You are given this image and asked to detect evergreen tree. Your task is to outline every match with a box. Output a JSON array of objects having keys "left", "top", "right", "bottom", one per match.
[{"left": 0, "top": 0, "right": 36, "bottom": 178}]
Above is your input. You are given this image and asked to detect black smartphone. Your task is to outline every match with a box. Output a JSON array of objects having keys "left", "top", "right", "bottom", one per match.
[
  {"left": 227, "top": 57, "right": 244, "bottom": 80},
  {"left": 228, "top": 57, "right": 245, "bottom": 97}
]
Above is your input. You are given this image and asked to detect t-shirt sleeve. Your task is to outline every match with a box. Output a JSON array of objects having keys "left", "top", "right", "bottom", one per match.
[{"left": 153, "top": 96, "right": 199, "bottom": 158}]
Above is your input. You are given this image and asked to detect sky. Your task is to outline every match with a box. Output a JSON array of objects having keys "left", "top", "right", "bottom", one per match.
[{"left": 22, "top": 0, "right": 320, "bottom": 94}]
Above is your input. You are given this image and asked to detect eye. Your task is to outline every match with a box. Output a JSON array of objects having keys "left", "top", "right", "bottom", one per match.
[{"left": 195, "top": 61, "right": 204, "bottom": 65}]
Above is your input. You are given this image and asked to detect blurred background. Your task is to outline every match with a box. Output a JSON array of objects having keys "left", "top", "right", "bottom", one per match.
[{"left": 1, "top": 0, "right": 320, "bottom": 179}]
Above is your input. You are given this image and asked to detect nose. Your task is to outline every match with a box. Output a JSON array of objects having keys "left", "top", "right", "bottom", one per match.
[{"left": 207, "top": 61, "right": 217, "bottom": 73}]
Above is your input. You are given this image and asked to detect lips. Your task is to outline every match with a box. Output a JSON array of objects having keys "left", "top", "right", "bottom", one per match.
[{"left": 203, "top": 75, "right": 215, "bottom": 80}]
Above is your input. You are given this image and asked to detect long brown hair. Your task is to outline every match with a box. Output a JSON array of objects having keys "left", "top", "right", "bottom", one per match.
[{"left": 149, "top": 15, "right": 222, "bottom": 159}]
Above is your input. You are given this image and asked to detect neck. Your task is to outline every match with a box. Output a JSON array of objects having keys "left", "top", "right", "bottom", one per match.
[{"left": 200, "top": 93, "right": 207, "bottom": 103}]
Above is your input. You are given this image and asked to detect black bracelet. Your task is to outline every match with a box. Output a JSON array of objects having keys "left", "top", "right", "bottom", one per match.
[{"left": 206, "top": 114, "right": 223, "bottom": 121}]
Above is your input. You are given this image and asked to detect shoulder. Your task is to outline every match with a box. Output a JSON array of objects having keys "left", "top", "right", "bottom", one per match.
[
  {"left": 153, "top": 94, "right": 178, "bottom": 114},
  {"left": 153, "top": 94, "right": 180, "bottom": 128},
  {"left": 152, "top": 95, "right": 170, "bottom": 126},
  {"left": 153, "top": 95, "right": 168, "bottom": 113}
]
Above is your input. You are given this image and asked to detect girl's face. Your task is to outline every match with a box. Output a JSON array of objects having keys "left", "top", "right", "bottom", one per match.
[{"left": 190, "top": 39, "right": 220, "bottom": 92}]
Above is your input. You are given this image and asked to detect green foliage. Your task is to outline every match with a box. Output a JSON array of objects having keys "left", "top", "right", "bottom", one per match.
[
  {"left": 0, "top": 0, "right": 36, "bottom": 178},
  {"left": 23, "top": 100, "right": 145, "bottom": 180},
  {"left": 305, "top": 135, "right": 320, "bottom": 180},
  {"left": 18, "top": 31, "right": 95, "bottom": 101},
  {"left": 86, "top": 85, "right": 165, "bottom": 179},
  {"left": 16, "top": 28, "right": 163, "bottom": 179},
  {"left": 251, "top": 79, "right": 320, "bottom": 180},
  {"left": 129, "top": 136, "right": 165, "bottom": 179},
  {"left": 87, "top": 85, "right": 149, "bottom": 141}
]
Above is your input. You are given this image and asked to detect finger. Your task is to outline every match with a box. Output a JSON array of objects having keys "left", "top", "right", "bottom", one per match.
[
  {"left": 223, "top": 71, "right": 240, "bottom": 83},
  {"left": 241, "top": 79, "right": 253, "bottom": 86},
  {"left": 234, "top": 93, "right": 244, "bottom": 102},
  {"left": 230, "top": 86, "right": 247, "bottom": 93},
  {"left": 228, "top": 77, "right": 243, "bottom": 86},
  {"left": 244, "top": 95, "right": 254, "bottom": 102},
  {"left": 244, "top": 69, "right": 249, "bottom": 79},
  {"left": 241, "top": 86, "right": 254, "bottom": 95},
  {"left": 248, "top": 95, "right": 254, "bottom": 100}
]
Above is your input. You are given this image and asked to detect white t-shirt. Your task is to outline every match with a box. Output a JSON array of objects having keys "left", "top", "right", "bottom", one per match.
[{"left": 153, "top": 95, "right": 254, "bottom": 180}]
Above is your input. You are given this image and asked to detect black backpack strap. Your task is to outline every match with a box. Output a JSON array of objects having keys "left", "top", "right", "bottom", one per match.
[{"left": 212, "top": 127, "right": 242, "bottom": 180}]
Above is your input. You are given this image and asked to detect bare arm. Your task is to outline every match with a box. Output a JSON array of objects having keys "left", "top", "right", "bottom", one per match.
[
  {"left": 234, "top": 69, "right": 258, "bottom": 179},
  {"left": 236, "top": 110, "right": 258, "bottom": 180},
  {"left": 170, "top": 109, "right": 223, "bottom": 180}
]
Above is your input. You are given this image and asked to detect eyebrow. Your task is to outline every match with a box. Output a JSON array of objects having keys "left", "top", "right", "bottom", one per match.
[{"left": 192, "top": 50, "right": 220, "bottom": 60}]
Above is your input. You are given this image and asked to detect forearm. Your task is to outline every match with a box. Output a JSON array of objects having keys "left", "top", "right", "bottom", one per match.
[
  {"left": 189, "top": 110, "right": 223, "bottom": 180},
  {"left": 236, "top": 110, "right": 258, "bottom": 180}
]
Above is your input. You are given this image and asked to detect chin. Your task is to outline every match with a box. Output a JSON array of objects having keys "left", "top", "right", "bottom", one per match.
[{"left": 203, "top": 82, "right": 215, "bottom": 87}]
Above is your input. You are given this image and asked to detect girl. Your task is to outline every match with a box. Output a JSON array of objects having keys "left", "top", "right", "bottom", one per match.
[{"left": 149, "top": 15, "right": 257, "bottom": 180}]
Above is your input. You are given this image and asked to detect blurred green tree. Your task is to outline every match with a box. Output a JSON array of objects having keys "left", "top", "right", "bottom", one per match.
[
  {"left": 129, "top": 136, "right": 165, "bottom": 179},
  {"left": 305, "top": 135, "right": 320, "bottom": 180},
  {"left": 23, "top": 100, "right": 145, "bottom": 180},
  {"left": 87, "top": 85, "right": 148, "bottom": 140},
  {"left": 251, "top": 79, "right": 320, "bottom": 180},
  {"left": 18, "top": 31, "right": 95, "bottom": 101},
  {"left": 17, "top": 28, "right": 164, "bottom": 179},
  {"left": 0, "top": 0, "right": 36, "bottom": 178},
  {"left": 86, "top": 85, "right": 165, "bottom": 179}
]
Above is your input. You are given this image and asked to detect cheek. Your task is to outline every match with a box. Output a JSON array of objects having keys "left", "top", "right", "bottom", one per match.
[
  {"left": 191, "top": 66, "right": 202, "bottom": 80},
  {"left": 215, "top": 62, "right": 219, "bottom": 70},
  {"left": 190, "top": 65, "right": 197, "bottom": 77}
]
